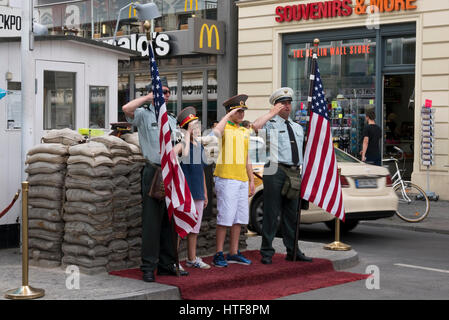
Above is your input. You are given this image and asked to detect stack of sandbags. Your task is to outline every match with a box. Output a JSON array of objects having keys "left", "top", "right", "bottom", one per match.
[
  {"left": 26, "top": 143, "right": 69, "bottom": 268},
  {"left": 91, "top": 135, "right": 133, "bottom": 271},
  {"left": 62, "top": 141, "right": 114, "bottom": 274},
  {"left": 122, "top": 133, "right": 145, "bottom": 267}
]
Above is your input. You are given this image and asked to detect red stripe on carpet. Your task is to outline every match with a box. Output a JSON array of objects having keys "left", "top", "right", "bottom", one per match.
[{"left": 109, "top": 250, "right": 368, "bottom": 300}]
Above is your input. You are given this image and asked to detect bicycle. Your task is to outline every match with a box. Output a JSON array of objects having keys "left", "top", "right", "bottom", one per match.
[{"left": 383, "top": 146, "right": 430, "bottom": 222}]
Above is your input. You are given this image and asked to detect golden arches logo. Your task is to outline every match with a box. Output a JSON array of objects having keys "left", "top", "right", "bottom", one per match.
[
  {"left": 199, "top": 24, "right": 220, "bottom": 50},
  {"left": 185, "top": 0, "right": 198, "bottom": 11},
  {"left": 128, "top": 6, "right": 137, "bottom": 18}
]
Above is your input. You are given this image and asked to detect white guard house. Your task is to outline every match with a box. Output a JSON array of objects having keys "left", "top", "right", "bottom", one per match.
[{"left": 0, "top": 35, "right": 138, "bottom": 247}]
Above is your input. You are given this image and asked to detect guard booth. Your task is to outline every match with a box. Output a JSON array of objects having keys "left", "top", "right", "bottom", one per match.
[{"left": 0, "top": 35, "right": 138, "bottom": 248}]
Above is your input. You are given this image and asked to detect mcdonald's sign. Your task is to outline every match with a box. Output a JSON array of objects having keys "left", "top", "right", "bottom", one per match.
[
  {"left": 185, "top": 0, "right": 198, "bottom": 11},
  {"left": 190, "top": 18, "right": 225, "bottom": 55}
]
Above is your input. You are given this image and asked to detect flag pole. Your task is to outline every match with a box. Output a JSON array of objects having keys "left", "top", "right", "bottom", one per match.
[
  {"left": 293, "top": 38, "right": 320, "bottom": 262},
  {"left": 144, "top": 20, "right": 180, "bottom": 276},
  {"left": 324, "top": 169, "right": 352, "bottom": 251}
]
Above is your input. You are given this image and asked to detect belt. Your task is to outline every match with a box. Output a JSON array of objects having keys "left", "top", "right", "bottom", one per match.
[{"left": 279, "top": 163, "right": 301, "bottom": 170}]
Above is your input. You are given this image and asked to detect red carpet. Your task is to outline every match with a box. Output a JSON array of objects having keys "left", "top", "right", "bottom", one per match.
[{"left": 109, "top": 250, "right": 368, "bottom": 300}]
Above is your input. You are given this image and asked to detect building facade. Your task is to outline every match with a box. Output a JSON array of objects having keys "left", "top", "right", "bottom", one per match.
[
  {"left": 236, "top": 0, "right": 449, "bottom": 200},
  {"left": 33, "top": 0, "right": 239, "bottom": 129}
]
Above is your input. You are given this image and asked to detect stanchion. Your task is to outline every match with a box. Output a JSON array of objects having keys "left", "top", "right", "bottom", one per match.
[
  {"left": 5, "top": 181, "right": 45, "bottom": 300},
  {"left": 323, "top": 218, "right": 351, "bottom": 251},
  {"left": 323, "top": 168, "right": 351, "bottom": 251}
]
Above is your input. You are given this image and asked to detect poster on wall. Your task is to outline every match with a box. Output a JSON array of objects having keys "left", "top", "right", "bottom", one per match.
[{"left": 6, "top": 90, "right": 21, "bottom": 130}]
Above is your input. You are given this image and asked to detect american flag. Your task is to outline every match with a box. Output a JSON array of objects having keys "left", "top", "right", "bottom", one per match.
[
  {"left": 149, "top": 47, "right": 198, "bottom": 238},
  {"left": 300, "top": 56, "right": 345, "bottom": 221}
]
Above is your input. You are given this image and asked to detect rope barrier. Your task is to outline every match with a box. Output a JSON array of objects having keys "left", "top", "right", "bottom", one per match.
[{"left": 0, "top": 189, "right": 21, "bottom": 220}]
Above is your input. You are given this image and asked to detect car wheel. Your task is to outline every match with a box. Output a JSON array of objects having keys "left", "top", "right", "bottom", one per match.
[
  {"left": 250, "top": 194, "right": 264, "bottom": 235},
  {"left": 325, "top": 220, "right": 359, "bottom": 233}
]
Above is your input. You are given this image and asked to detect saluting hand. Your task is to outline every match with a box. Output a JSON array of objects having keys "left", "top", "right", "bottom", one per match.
[{"left": 270, "top": 103, "right": 285, "bottom": 117}]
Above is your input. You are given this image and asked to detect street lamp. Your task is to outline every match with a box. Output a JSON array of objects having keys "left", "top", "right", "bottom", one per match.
[{"left": 112, "top": 2, "right": 161, "bottom": 44}]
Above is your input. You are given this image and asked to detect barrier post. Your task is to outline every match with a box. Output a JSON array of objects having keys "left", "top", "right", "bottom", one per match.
[{"left": 5, "top": 181, "right": 45, "bottom": 300}]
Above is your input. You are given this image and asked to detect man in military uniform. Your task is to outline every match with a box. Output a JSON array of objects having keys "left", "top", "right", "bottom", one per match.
[
  {"left": 252, "top": 87, "right": 313, "bottom": 265},
  {"left": 122, "top": 77, "right": 188, "bottom": 282}
]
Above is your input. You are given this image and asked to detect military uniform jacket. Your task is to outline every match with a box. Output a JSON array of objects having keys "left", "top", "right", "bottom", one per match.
[
  {"left": 126, "top": 104, "right": 178, "bottom": 165},
  {"left": 262, "top": 115, "right": 304, "bottom": 166}
]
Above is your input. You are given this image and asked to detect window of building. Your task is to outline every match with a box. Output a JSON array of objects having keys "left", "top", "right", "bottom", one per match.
[
  {"left": 207, "top": 70, "right": 217, "bottom": 128},
  {"left": 181, "top": 71, "right": 203, "bottom": 121},
  {"left": 89, "top": 86, "right": 108, "bottom": 128},
  {"left": 43, "top": 71, "right": 76, "bottom": 130},
  {"left": 385, "top": 36, "right": 416, "bottom": 65},
  {"left": 285, "top": 38, "right": 376, "bottom": 157},
  {"left": 37, "top": 0, "right": 218, "bottom": 38}
]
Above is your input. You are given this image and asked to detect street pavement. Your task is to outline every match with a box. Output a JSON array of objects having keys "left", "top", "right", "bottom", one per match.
[{"left": 0, "top": 200, "right": 447, "bottom": 300}]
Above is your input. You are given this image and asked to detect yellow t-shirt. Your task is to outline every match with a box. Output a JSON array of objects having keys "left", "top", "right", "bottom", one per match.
[{"left": 214, "top": 122, "right": 250, "bottom": 182}]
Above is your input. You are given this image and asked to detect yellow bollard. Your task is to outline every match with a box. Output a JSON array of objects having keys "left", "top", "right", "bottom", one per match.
[{"left": 5, "top": 181, "right": 45, "bottom": 300}]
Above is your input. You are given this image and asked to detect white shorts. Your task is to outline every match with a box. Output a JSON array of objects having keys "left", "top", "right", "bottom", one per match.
[{"left": 214, "top": 177, "right": 249, "bottom": 227}]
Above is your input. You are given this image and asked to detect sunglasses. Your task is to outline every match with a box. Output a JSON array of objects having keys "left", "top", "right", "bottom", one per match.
[{"left": 163, "top": 89, "right": 170, "bottom": 95}]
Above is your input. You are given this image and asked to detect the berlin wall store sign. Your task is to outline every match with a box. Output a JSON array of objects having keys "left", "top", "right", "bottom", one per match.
[
  {"left": 0, "top": 6, "right": 21, "bottom": 37},
  {"left": 275, "top": 0, "right": 418, "bottom": 22}
]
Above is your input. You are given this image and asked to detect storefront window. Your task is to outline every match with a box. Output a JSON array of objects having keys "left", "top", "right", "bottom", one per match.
[
  {"left": 43, "top": 71, "right": 76, "bottom": 130},
  {"left": 285, "top": 38, "right": 376, "bottom": 156},
  {"left": 385, "top": 36, "right": 416, "bottom": 65},
  {"left": 89, "top": 86, "right": 108, "bottom": 128}
]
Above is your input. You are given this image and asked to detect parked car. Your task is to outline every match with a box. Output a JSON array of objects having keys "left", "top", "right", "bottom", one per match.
[{"left": 248, "top": 136, "right": 398, "bottom": 233}]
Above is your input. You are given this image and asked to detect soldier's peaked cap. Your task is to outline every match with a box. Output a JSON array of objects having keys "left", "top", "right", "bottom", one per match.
[
  {"left": 177, "top": 106, "right": 198, "bottom": 128},
  {"left": 223, "top": 94, "right": 248, "bottom": 111},
  {"left": 269, "top": 87, "right": 294, "bottom": 105}
]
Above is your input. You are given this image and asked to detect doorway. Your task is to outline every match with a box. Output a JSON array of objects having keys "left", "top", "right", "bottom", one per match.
[{"left": 383, "top": 74, "right": 415, "bottom": 180}]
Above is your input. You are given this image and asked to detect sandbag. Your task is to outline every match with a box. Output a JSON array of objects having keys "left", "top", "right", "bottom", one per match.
[
  {"left": 127, "top": 217, "right": 142, "bottom": 228},
  {"left": 28, "top": 186, "right": 63, "bottom": 201},
  {"left": 128, "top": 227, "right": 142, "bottom": 237},
  {"left": 29, "top": 238, "right": 61, "bottom": 252},
  {"left": 28, "top": 173, "right": 66, "bottom": 188},
  {"left": 64, "top": 221, "right": 113, "bottom": 242},
  {"left": 112, "top": 176, "right": 129, "bottom": 189},
  {"left": 66, "top": 188, "right": 112, "bottom": 203},
  {"left": 29, "top": 249, "right": 62, "bottom": 261},
  {"left": 62, "top": 243, "right": 110, "bottom": 257},
  {"left": 29, "top": 219, "right": 64, "bottom": 232},
  {"left": 91, "top": 135, "right": 131, "bottom": 151},
  {"left": 65, "top": 175, "right": 115, "bottom": 191},
  {"left": 112, "top": 164, "right": 132, "bottom": 176},
  {"left": 63, "top": 201, "right": 112, "bottom": 215},
  {"left": 27, "top": 143, "right": 69, "bottom": 156},
  {"left": 68, "top": 141, "right": 111, "bottom": 158},
  {"left": 28, "top": 207, "right": 62, "bottom": 222},
  {"left": 63, "top": 212, "right": 112, "bottom": 226},
  {"left": 67, "top": 155, "right": 114, "bottom": 167},
  {"left": 67, "top": 164, "right": 112, "bottom": 177},
  {"left": 26, "top": 153, "right": 68, "bottom": 164},
  {"left": 111, "top": 149, "right": 129, "bottom": 157},
  {"left": 121, "top": 133, "right": 140, "bottom": 147},
  {"left": 41, "top": 128, "right": 84, "bottom": 146},
  {"left": 29, "top": 229, "right": 63, "bottom": 242},
  {"left": 128, "top": 143, "right": 142, "bottom": 155},
  {"left": 29, "top": 198, "right": 62, "bottom": 210},
  {"left": 25, "top": 162, "right": 66, "bottom": 174},
  {"left": 63, "top": 233, "right": 103, "bottom": 248}
]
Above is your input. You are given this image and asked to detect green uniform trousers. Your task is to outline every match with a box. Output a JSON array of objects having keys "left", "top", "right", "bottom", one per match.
[
  {"left": 141, "top": 164, "right": 176, "bottom": 273},
  {"left": 260, "top": 164, "right": 302, "bottom": 258}
]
